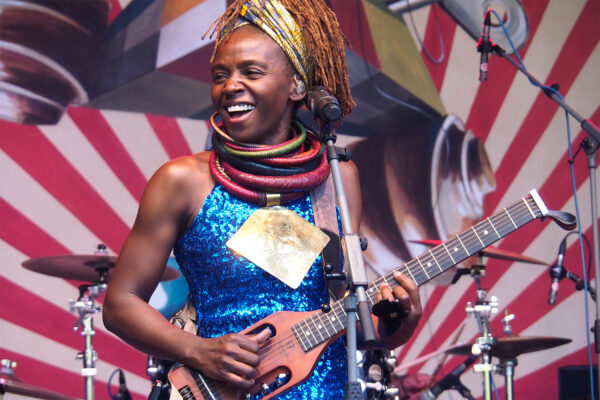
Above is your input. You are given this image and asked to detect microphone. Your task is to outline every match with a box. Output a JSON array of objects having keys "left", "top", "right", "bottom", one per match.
[
  {"left": 477, "top": 10, "right": 492, "bottom": 82},
  {"left": 305, "top": 86, "right": 342, "bottom": 123},
  {"left": 420, "top": 355, "right": 477, "bottom": 400},
  {"left": 548, "top": 238, "right": 567, "bottom": 305}
]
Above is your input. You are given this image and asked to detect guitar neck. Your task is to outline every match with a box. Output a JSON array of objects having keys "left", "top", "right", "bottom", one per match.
[{"left": 292, "top": 190, "right": 549, "bottom": 352}]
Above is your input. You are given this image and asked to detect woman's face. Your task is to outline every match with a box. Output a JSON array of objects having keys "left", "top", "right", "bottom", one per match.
[{"left": 211, "top": 25, "right": 302, "bottom": 145}]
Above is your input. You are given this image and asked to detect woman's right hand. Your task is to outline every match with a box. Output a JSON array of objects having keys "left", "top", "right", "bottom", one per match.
[{"left": 188, "top": 328, "right": 272, "bottom": 389}]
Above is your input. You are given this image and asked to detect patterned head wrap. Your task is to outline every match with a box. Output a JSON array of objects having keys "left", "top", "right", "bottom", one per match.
[{"left": 216, "top": 0, "right": 313, "bottom": 86}]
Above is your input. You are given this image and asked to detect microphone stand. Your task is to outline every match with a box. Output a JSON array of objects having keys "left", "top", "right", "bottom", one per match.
[
  {"left": 488, "top": 42, "right": 600, "bottom": 389},
  {"left": 318, "top": 121, "right": 378, "bottom": 399}
]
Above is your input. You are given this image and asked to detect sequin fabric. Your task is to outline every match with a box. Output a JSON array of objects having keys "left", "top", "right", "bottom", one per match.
[{"left": 174, "top": 184, "right": 347, "bottom": 399}]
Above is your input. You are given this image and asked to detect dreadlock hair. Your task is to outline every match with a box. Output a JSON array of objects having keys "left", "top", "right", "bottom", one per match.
[{"left": 204, "top": 0, "right": 355, "bottom": 119}]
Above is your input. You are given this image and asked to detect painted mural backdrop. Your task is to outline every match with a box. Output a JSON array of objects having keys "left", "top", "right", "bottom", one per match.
[{"left": 0, "top": 0, "right": 598, "bottom": 399}]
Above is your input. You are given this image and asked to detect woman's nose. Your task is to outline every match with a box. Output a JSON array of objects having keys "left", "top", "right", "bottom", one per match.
[{"left": 223, "top": 76, "right": 243, "bottom": 93}]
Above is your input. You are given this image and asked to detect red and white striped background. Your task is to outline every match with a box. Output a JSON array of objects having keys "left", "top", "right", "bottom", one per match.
[{"left": 0, "top": 0, "right": 598, "bottom": 399}]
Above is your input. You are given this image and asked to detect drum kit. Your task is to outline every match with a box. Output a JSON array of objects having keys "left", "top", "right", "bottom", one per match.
[
  {"left": 1, "top": 244, "right": 180, "bottom": 400},
  {"left": 361, "top": 243, "right": 573, "bottom": 400}
]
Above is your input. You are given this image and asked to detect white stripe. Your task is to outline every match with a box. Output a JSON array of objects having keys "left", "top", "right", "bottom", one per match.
[
  {"left": 0, "top": 151, "right": 101, "bottom": 253},
  {"left": 493, "top": 43, "right": 600, "bottom": 216},
  {"left": 439, "top": 28, "right": 481, "bottom": 122},
  {"left": 38, "top": 114, "right": 139, "bottom": 227},
  {"left": 484, "top": 0, "right": 586, "bottom": 171},
  {"left": 176, "top": 117, "right": 210, "bottom": 153},
  {"left": 403, "top": 4, "right": 431, "bottom": 53},
  {"left": 1, "top": 320, "right": 150, "bottom": 397},
  {"left": 156, "top": 0, "right": 225, "bottom": 68},
  {"left": 100, "top": 110, "right": 170, "bottom": 180}
]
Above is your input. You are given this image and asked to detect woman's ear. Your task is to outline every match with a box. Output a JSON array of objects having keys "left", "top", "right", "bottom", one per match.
[{"left": 290, "top": 74, "right": 307, "bottom": 101}]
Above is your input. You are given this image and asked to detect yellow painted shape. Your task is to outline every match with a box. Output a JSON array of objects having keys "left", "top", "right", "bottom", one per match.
[
  {"left": 162, "top": 0, "right": 208, "bottom": 27},
  {"left": 363, "top": 0, "right": 446, "bottom": 115}
]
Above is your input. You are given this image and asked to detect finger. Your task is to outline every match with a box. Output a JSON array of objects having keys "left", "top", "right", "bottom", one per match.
[
  {"left": 251, "top": 328, "right": 272, "bottom": 346},
  {"left": 395, "top": 272, "right": 420, "bottom": 303},
  {"left": 392, "top": 285, "right": 411, "bottom": 310},
  {"left": 377, "top": 284, "right": 394, "bottom": 302},
  {"left": 223, "top": 370, "right": 256, "bottom": 389}
]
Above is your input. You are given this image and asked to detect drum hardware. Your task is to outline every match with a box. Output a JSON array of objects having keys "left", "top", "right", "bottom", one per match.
[
  {"left": 359, "top": 349, "right": 401, "bottom": 399},
  {"left": 20, "top": 245, "right": 181, "bottom": 400},
  {"left": 0, "top": 359, "right": 78, "bottom": 400}
]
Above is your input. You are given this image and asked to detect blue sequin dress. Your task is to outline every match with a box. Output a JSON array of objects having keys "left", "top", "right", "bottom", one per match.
[{"left": 174, "top": 184, "right": 347, "bottom": 399}]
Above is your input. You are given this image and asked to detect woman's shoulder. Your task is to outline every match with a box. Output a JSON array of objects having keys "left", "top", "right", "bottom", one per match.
[{"left": 151, "top": 151, "right": 212, "bottom": 189}]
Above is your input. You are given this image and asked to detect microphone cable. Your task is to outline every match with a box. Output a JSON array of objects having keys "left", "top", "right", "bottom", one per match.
[{"left": 489, "top": 9, "right": 595, "bottom": 398}]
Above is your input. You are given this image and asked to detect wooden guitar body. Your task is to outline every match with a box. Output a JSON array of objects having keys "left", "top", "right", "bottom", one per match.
[{"left": 169, "top": 310, "right": 344, "bottom": 400}]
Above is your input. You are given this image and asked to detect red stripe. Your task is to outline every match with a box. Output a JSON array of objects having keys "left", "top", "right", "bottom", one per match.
[
  {"left": 484, "top": 0, "right": 600, "bottom": 215},
  {"left": 0, "top": 121, "right": 130, "bottom": 253},
  {"left": 68, "top": 107, "right": 147, "bottom": 201},
  {"left": 0, "top": 347, "right": 147, "bottom": 400},
  {"left": 0, "top": 277, "right": 148, "bottom": 378},
  {"left": 465, "top": 0, "right": 550, "bottom": 142},
  {"left": 395, "top": 286, "right": 447, "bottom": 365},
  {"left": 146, "top": 114, "right": 193, "bottom": 159},
  {"left": 403, "top": 134, "right": 592, "bottom": 369},
  {"left": 330, "top": 0, "right": 380, "bottom": 69},
  {"left": 0, "top": 198, "right": 70, "bottom": 257},
  {"left": 108, "top": 0, "right": 122, "bottom": 23},
  {"left": 420, "top": 4, "right": 457, "bottom": 91},
  {"left": 512, "top": 345, "right": 595, "bottom": 399}
]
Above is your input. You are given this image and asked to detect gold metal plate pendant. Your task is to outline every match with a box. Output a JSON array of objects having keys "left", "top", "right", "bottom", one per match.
[{"left": 226, "top": 207, "right": 330, "bottom": 289}]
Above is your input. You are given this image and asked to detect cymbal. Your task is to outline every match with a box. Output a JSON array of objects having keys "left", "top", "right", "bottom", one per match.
[
  {"left": 409, "top": 239, "right": 547, "bottom": 265},
  {"left": 22, "top": 254, "right": 180, "bottom": 283},
  {"left": 446, "top": 336, "right": 572, "bottom": 359},
  {"left": 0, "top": 375, "right": 79, "bottom": 400}
]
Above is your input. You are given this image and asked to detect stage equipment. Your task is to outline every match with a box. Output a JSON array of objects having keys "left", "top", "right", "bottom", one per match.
[{"left": 21, "top": 244, "right": 179, "bottom": 399}]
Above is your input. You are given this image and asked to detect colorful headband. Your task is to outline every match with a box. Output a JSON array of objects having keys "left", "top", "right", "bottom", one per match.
[{"left": 217, "top": 0, "right": 314, "bottom": 86}]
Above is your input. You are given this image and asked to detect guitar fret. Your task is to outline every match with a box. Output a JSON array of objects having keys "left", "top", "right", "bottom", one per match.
[
  {"left": 523, "top": 197, "right": 536, "bottom": 218},
  {"left": 417, "top": 256, "right": 431, "bottom": 279},
  {"left": 456, "top": 234, "right": 470, "bottom": 256},
  {"left": 486, "top": 217, "right": 500, "bottom": 238},
  {"left": 405, "top": 264, "right": 417, "bottom": 283},
  {"left": 292, "top": 324, "right": 309, "bottom": 351},
  {"left": 310, "top": 315, "right": 325, "bottom": 343},
  {"left": 504, "top": 208, "right": 518, "bottom": 228},
  {"left": 429, "top": 250, "right": 443, "bottom": 272},
  {"left": 299, "top": 319, "right": 317, "bottom": 348},
  {"left": 440, "top": 242, "right": 456, "bottom": 265},
  {"left": 471, "top": 226, "right": 485, "bottom": 247},
  {"left": 316, "top": 312, "right": 334, "bottom": 338}
]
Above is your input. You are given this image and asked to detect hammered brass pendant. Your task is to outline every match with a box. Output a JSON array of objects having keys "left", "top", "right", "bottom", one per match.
[{"left": 226, "top": 206, "right": 330, "bottom": 289}]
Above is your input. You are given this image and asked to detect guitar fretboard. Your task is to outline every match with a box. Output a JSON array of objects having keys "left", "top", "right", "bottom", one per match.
[{"left": 292, "top": 190, "right": 548, "bottom": 352}]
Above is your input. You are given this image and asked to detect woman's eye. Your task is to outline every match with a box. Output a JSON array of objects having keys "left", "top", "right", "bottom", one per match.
[
  {"left": 245, "top": 69, "right": 263, "bottom": 78},
  {"left": 212, "top": 73, "right": 227, "bottom": 83}
]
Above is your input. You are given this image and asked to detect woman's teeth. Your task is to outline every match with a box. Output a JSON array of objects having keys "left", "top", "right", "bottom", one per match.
[{"left": 227, "top": 104, "right": 255, "bottom": 114}]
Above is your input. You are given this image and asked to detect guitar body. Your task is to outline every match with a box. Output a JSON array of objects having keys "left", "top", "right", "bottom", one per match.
[{"left": 168, "top": 310, "right": 344, "bottom": 400}]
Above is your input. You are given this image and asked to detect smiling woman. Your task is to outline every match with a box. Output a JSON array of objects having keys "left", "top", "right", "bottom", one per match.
[{"left": 101, "top": 1, "right": 422, "bottom": 399}]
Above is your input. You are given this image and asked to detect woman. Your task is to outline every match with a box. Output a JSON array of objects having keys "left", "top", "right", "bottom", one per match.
[{"left": 103, "top": 1, "right": 421, "bottom": 398}]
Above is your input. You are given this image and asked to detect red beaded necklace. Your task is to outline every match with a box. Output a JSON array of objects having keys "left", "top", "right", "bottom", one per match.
[{"left": 209, "top": 113, "right": 329, "bottom": 206}]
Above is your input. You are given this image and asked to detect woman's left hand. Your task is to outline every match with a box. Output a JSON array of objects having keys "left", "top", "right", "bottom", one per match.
[{"left": 374, "top": 271, "right": 422, "bottom": 347}]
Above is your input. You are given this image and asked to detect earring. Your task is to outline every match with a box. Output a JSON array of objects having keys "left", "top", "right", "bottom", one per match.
[{"left": 293, "top": 74, "right": 306, "bottom": 95}]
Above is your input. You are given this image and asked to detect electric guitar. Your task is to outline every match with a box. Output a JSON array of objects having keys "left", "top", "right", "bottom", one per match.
[{"left": 168, "top": 190, "right": 575, "bottom": 400}]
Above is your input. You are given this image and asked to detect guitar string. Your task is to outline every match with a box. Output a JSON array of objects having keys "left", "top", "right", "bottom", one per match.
[
  {"left": 240, "top": 196, "right": 539, "bottom": 360},
  {"left": 188, "top": 195, "right": 542, "bottom": 393},
  {"left": 248, "top": 196, "right": 538, "bottom": 357}
]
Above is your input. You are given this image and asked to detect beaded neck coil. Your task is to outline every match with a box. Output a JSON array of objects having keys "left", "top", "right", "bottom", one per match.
[{"left": 209, "top": 112, "right": 330, "bottom": 207}]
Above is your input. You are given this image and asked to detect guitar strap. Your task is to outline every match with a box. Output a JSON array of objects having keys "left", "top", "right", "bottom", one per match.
[{"left": 309, "top": 173, "right": 344, "bottom": 301}]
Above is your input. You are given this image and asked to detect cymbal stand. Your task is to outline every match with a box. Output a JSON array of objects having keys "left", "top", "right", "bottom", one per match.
[
  {"left": 496, "top": 313, "right": 516, "bottom": 400},
  {"left": 465, "top": 256, "right": 498, "bottom": 400},
  {"left": 69, "top": 282, "right": 105, "bottom": 400}
]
